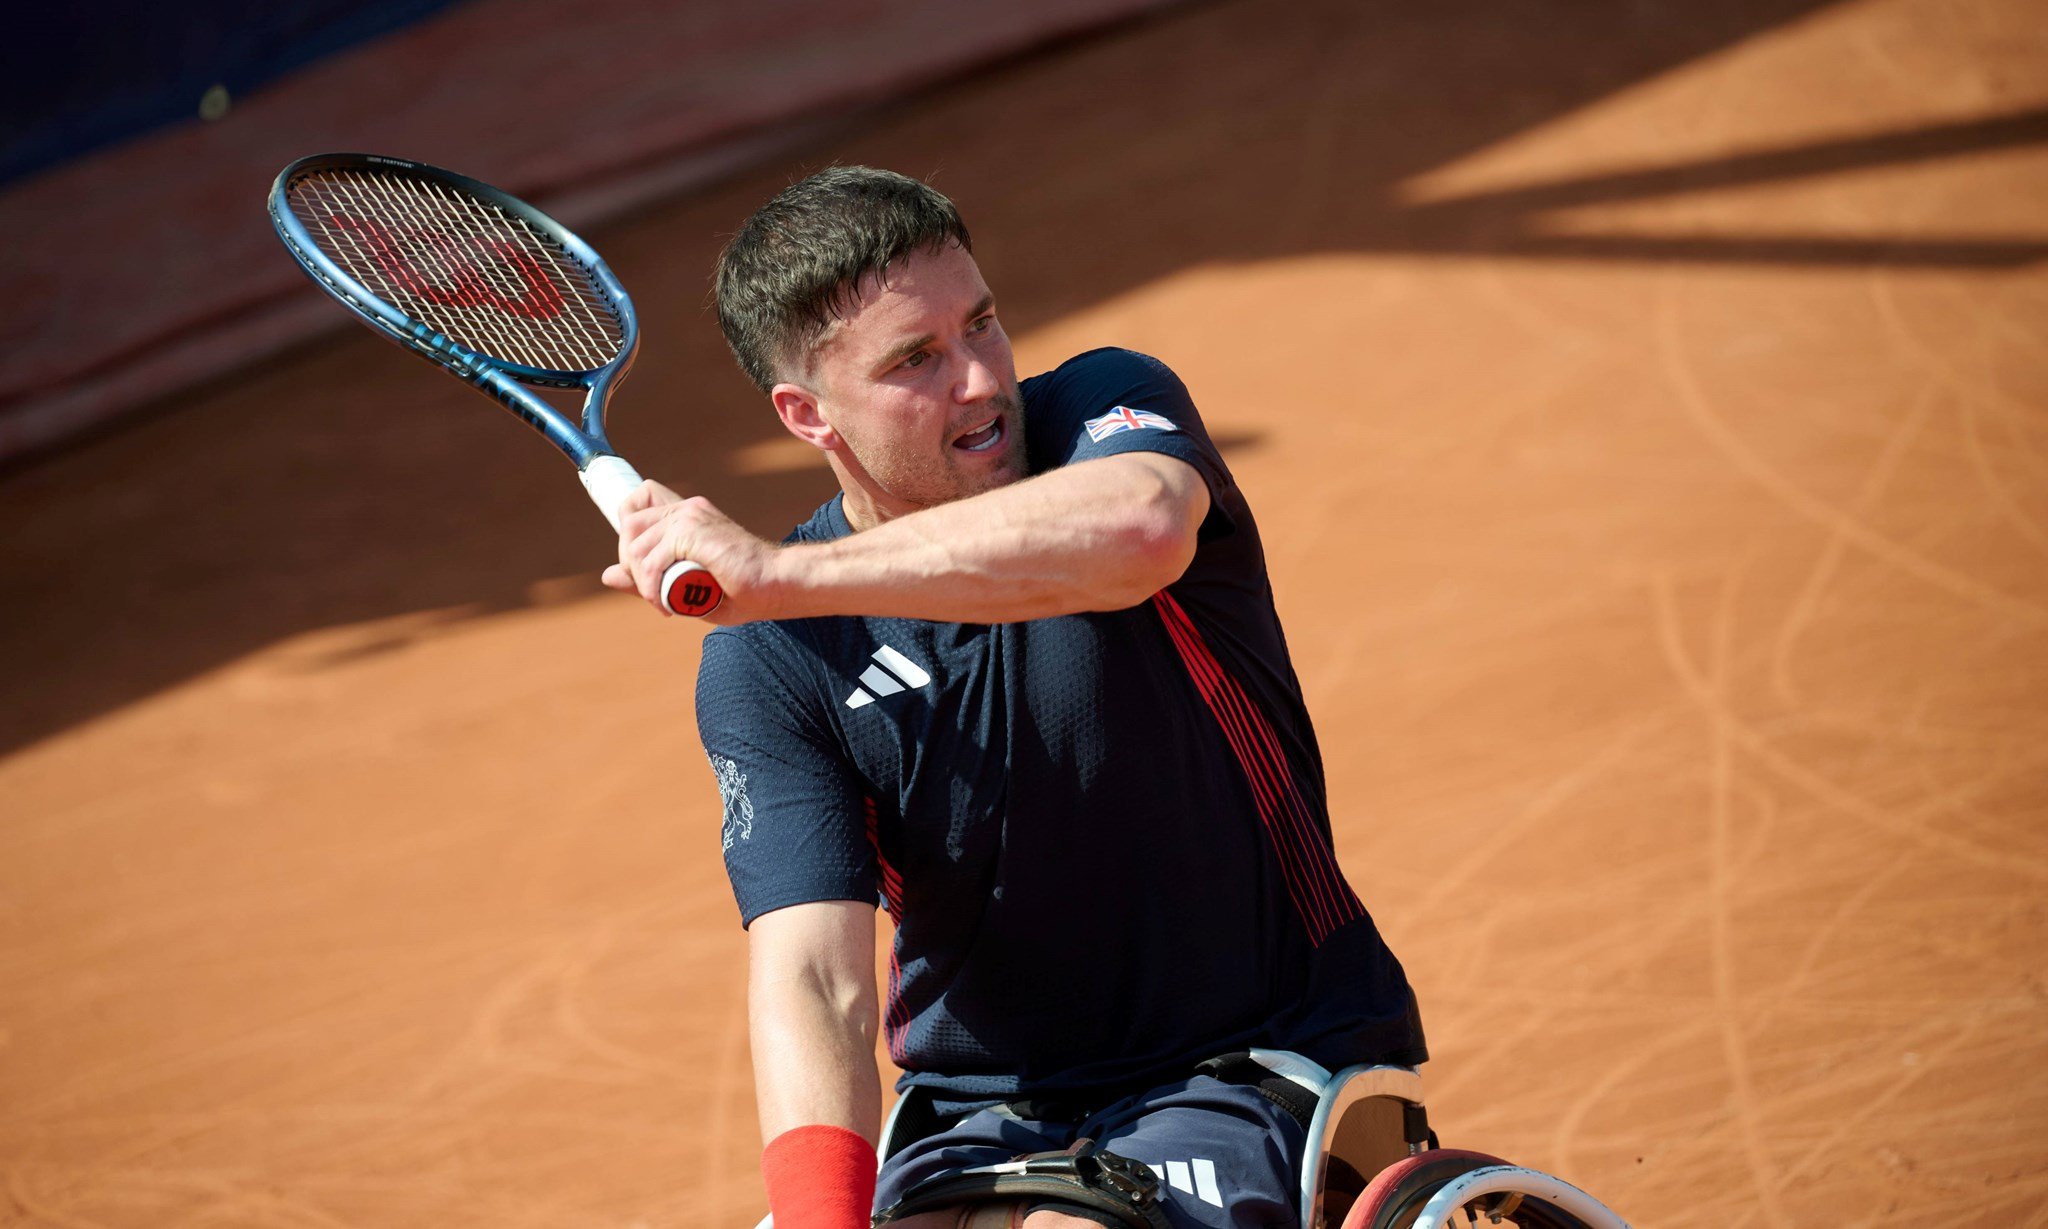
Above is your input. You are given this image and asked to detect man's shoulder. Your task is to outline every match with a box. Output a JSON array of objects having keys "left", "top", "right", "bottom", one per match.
[
  {"left": 695, "top": 616, "right": 848, "bottom": 738},
  {"left": 1027, "top": 346, "right": 1184, "bottom": 392},
  {"left": 699, "top": 609, "right": 852, "bottom": 679},
  {"left": 1023, "top": 347, "right": 1198, "bottom": 431},
  {"left": 697, "top": 621, "right": 792, "bottom": 689}
]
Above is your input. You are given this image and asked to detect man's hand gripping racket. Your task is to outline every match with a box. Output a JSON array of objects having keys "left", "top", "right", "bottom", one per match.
[{"left": 268, "top": 152, "right": 722, "bottom": 618}]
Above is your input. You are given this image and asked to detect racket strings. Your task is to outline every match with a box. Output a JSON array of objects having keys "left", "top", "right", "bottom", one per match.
[
  {"left": 316, "top": 173, "right": 543, "bottom": 369},
  {"left": 342, "top": 172, "right": 569, "bottom": 368},
  {"left": 340, "top": 170, "right": 617, "bottom": 371},
  {"left": 422, "top": 178, "right": 620, "bottom": 370},
  {"left": 332, "top": 170, "right": 617, "bottom": 371},
  {"left": 290, "top": 168, "right": 625, "bottom": 373},
  {"left": 415, "top": 176, "right": 618, "bottom": 371}
]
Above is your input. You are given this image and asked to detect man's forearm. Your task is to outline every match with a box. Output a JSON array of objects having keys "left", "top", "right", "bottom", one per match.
[
  {"left": 748, "top": 901, "right": 883, "bottom": 1142},
  {"left": 770, "top": 453, "right": 1209, "bottom": 623},
  {"left": 746, "top": 902, "right": 882, "bottom": 1229},
  {"left": 750, "top": 958, "right": 882, "bottom": 1142}
]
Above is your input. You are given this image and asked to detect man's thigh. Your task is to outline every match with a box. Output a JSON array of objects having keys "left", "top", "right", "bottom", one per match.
[{"left": 1082, "top": 1075, "right": 1306, "bottom": 1229}]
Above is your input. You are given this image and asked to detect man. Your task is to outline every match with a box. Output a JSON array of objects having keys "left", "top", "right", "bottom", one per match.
[{"left": 604, "top": 167, "right": 1425, "bottom": 1229}]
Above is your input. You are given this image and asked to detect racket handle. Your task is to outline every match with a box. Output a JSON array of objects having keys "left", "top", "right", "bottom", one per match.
[
  {"left": 579, "top": 455, "right": 724, "bottom": 618},
  {"left": 661, "top": 560, "right": 724, "bottom": 618}
]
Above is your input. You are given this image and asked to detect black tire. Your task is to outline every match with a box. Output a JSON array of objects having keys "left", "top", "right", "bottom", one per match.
[{"left": 1339, "top": 1150, "right": 1596, "bottom": 1229}]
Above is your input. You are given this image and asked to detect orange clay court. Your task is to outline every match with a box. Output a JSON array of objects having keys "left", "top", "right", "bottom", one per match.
[{"left": 2, "top": 1, "right": 2045, "bottom": 1225}]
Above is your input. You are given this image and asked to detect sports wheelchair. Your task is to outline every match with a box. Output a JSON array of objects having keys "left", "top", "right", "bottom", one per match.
[{"left": 755, "top": 1055, "right": 1633, "bottom": 1228}]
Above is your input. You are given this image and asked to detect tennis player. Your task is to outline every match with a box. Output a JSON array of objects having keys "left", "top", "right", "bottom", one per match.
[{"left": 604, "top": 167, "right": 1425, "bottom": 1229}]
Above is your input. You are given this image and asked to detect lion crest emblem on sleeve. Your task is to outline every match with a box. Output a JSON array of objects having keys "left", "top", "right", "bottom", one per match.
[{"left": 708, "top": 754, "right": 754, "bottom": 850}]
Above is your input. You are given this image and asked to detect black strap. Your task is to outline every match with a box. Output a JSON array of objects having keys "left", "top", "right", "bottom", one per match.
[
  {"left": 1191, "top": 1051, "right": 1320, "bottom": 1130},
  {"left": 873, "top": 1139, "right": 1174, "bottom": 1229},
  {"left": 999, "top": 1096, "right": 1097, "bottom": 1124}
]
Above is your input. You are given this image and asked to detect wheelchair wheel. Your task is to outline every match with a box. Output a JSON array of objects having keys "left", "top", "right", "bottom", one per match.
[{"left": 1339, "top": 1150, "right": 1597, "bottom": 1229}]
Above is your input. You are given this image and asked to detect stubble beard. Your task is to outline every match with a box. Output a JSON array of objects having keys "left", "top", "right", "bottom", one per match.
[{"left": 862, "top": 389, "right": 1029, "bottom": 513}]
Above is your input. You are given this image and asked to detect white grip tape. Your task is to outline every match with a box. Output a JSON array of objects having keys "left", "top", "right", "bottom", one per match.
[{"left": 578, "top": 454, "right": 645, "bottom": 531}]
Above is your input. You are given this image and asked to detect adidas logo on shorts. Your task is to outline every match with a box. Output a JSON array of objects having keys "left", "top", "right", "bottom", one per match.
[
  {"left": 844, "top": 644, "right": 932, "bottom": 709},
  {"left": 1155, "top": 1157, "right": 1224, "bottom": 1207}
]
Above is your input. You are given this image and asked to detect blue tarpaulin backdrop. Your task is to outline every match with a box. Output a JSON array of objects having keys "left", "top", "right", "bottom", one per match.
[{"left": 5, "top": 2, "right": 463, "bottom": 185}]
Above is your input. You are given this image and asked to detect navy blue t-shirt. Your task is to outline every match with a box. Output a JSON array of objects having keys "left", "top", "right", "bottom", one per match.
[{"left": 695, "top": 348, "right": 1423, "bottom": 1106}]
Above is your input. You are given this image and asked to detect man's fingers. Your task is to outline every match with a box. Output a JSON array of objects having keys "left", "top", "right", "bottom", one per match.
[
  {"left": 618, "top": 478, "right": 684, "bottom": 517},
  {"left": 618, "top": 495, "right": 694, "bottom": 601},
  {"left": 606, "top": 493, "right": 750, "bottom": 620},
  {"left": 627, "top": 517, "right": 687, "bottom": 604},
  {"left": 616, "top": 481, "right": 686, "bottom": 558}
]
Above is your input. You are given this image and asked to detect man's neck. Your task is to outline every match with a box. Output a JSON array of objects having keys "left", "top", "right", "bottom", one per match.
[
  {"left": 828, "top": 454, "right": 907, "bottom": 533},
  {"left": 838, "top": 488, "right": 882, "bottom": 533}
]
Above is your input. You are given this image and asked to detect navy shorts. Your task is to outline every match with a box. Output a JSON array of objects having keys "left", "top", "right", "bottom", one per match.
[{"left": 874, "top": 1071, "right": 1310, "bottom": 1229}]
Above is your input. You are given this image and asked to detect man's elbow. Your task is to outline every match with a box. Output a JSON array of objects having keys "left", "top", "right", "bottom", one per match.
[
  {"left": 1098, "top": 460, "right": 1207, "bottom": 606},
  {"left": 1131, "top": 493, "right": 1202, "bottom": 583}
]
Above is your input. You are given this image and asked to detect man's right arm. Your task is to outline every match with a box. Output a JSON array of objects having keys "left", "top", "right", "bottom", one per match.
[
  {"left": 749, "top": 899, "right": 883, "bottom": 1139},
  {"left": 748, "top": 899, "right": 883, "bottom": 1229},
  {"left": 608, "top": 452, "right": 1207, "bottom": 625}
]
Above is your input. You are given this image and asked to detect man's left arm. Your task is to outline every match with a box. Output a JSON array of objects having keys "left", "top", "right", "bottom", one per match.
[{"left": 605, "top": 452, "right": 1210, "bottom": 624}]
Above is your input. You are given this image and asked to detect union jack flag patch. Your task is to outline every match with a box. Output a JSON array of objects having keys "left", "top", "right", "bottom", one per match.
[{"left": 1083, "top": 405, "right": 1179, "bottom": 442}]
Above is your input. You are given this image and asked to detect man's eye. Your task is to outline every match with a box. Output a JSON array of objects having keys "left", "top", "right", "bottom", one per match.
[
  {"left": 971, "top": 316, "right": 994, "bottom": 333},
  {"left": 901, "top": 351, "right": 928, "bottom": 370}
]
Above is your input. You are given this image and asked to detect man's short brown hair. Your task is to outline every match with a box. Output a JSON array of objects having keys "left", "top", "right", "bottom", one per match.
[{"left": 714, "top": 166, "right": 972, "bottom": 392}]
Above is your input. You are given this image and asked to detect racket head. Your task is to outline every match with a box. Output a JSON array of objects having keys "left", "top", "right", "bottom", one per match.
[{"left": 269, "top": 154, "right": 640, "bottom": 423}]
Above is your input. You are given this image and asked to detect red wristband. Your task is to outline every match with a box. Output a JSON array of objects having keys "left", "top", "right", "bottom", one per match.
[{"left": 762, "top": 1124, "right": 877, "bottom": 1229}]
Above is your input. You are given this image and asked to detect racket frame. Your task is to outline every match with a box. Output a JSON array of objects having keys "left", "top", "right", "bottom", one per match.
[
  {"left": 269, "top": 152, "right": 722, "bottom": 617},
  {"left": 268, "top": 152, "right": 637, "bottom": 472}
]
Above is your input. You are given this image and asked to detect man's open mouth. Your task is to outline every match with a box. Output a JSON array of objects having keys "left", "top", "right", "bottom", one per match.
[{"left": 953, "top": 414, "right": 1004, "bottom": 452}]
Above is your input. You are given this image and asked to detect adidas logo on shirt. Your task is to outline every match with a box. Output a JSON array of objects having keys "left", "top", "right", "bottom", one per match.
[
  {"left": 844, "top": 645, "right": 932, "bottom": 709},
  {"left": 1155, "top": 1157, "right": 1224, "bottom": 1208}
]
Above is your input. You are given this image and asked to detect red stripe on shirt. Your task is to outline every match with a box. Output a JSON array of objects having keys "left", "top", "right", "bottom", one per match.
[
  {"left": 1153, "top": 601, "right": 1337, "bottom": 936},
  {"left": 1150, "top": 591, "right": 1364, "bottom": 944},
  {"left": 864, "top": 796, "right": 909, "bottom": 1062}
]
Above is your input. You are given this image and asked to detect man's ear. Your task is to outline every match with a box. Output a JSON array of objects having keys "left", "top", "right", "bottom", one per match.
[{"left": 771, "top": 382, "right": 841, "bottom": 452}]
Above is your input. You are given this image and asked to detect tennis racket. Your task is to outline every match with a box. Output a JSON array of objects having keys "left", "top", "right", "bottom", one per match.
[{"left": 268, "top": 152, "right": 722, "bottom": 617}]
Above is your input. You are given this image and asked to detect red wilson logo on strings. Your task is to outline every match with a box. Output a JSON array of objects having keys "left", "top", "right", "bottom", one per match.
[{"left": 327, "top": 214, "right": 567, "bottom": 320}]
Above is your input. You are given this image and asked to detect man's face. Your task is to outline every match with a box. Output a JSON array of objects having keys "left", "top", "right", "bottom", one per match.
[{"left": 783, "top": 242, "right": 1027, "bottom": 524}]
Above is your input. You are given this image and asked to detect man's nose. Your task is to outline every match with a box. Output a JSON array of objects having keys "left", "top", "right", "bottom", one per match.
[{"left": 955, "top": 355, "right": 999, "bottom": 403}]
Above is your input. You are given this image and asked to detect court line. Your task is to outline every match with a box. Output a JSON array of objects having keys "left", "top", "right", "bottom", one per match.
[
  {"left": 1651, "top": 576, "right": 2048, "bottom": 885},
  {"left": 1653, "top": 278, "right": 2046, "bottom": 627},
  {"left": 1766, "top": 381, "right": 1938, "bottom": 708}
]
